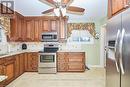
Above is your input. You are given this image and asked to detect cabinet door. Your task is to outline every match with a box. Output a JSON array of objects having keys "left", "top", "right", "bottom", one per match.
[
  {"left": 50, "top": 20, "right": 57, "bottom": 31},
  {"left": 16, "top": 16, "right": 23, "bottom": 41},
  {"left": 26, "top": 20, "right": 35, "bottom": 41},
  {"left": 4, "top": 57, "right": 15, "bottom": 85},
  {"left": 42, "top": 20, "right": 50, "bottom": 32},
  {"left": 10, "top": 13, "right": 24, "bottom": 42},
  {"left": 57, "top": 52, "right": 68, "bottom": 71},
  {"left": 34, "top": 20, "right": 42, "bottom": 41},
  {"left": 26, "top": 53, "right": 38, "bottom": 72},
  {"left": 111, "top": 0, "right": 123, "bottom": 15},
  {"left": 58, "top": 18, "right": 67, "bottom": 42},
  {"left": 57, "top": 63, "right": 68, "bottom": 72},
  {"left": 19, "top": 54, "right": 25, "bottom": 75},
  {"left": 14, "top": 55, "right": 20, "bottom": 78},
  {"left": 67, "top": 63, "right": 85, "bottom": 72}
]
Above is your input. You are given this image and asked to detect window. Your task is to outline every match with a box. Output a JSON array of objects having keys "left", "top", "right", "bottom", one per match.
[
  {"left": 67, "top": 30, "right": 94, "bottom": 44},
  {"left": 0, "top": 28, "right": 2, "bottom": 42},
  {"left": 0, "top": 27, "right": 7, "bottom": 43}
]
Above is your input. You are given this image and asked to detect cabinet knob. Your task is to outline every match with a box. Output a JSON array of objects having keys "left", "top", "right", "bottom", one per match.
[{"left": 124, "top": 4, "right": 129, "bottom": 8}]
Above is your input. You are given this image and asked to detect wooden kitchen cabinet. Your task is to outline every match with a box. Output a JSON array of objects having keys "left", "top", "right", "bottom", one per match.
[
  {"left": 58, "top": 18, "right": 68, "bottom": 42},
  {"left": 10, "top": 13, "right": 68, "bottom": 42},
  {"left": 14, "top": 53, "right": 25, "bottom": 78},
  {"left": 3, "top": 56, "right": 15, "bottom": 85},
  {"left": 19, "top": 54, "right": 25, "bottom": 75},
  {"left": 10, "top": 12, "right": 25, "bottom": 42},
  {"left": 25, "top": 53, "right": 38, "bottom": 72},
  {"left": 108, "top": 0, "right": 129, "bottom": 18},
  {"left": 57, "top": 52, "right": 85, "bottom": 72}
]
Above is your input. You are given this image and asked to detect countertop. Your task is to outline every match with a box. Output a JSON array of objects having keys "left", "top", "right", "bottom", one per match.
[
  {"left": 0, "top": 49, "right": 85, "bottom": 58},
  {"left": 0, "top": 50, "right": 39, "bottom": 58},
  {"left": 57, "top": 49, "right": 85, "bottom": 52},
  {"left": 0, "top": 75, "right": 8, "bottom": 82}
]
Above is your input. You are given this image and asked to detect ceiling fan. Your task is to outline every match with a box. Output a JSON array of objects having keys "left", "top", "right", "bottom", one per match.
[{"left": 39, "top": 0, "right": 85, "bottom": 17}]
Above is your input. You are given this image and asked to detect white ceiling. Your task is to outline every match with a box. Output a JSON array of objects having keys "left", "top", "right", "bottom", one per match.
[{"left": 14, "top": 0, "right": 108, "bottom": 22}]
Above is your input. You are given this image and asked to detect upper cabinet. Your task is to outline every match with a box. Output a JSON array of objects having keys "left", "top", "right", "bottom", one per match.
[
  {"left": 10, "top": 12, "right": 25, "bottom": 42},
  {"left": 108, "top": 0, "right": 129, "bottom": 18},
  {"left": 9, "top": 14, "right": 68, "bottom": 42},
  {"left": 58, "top": 18, "right": 68, "bottom": 42}
]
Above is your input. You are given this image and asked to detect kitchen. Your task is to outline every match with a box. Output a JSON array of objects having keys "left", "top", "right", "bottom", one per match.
[{"left": 0, "top": 0, "right": 130, "bottom": 87}]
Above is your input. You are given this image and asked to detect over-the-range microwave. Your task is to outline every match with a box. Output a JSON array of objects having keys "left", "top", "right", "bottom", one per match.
[{"left": 41, "top": 32, "right": 58, "bottom": 42}]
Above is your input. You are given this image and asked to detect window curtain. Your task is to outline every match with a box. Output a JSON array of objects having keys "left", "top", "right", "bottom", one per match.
[
  {"left": 67, "top": 23, "right": 96, "bottom": 38},
  {"left": 0, "top": 17, "right": 10, "bottom": 36}
]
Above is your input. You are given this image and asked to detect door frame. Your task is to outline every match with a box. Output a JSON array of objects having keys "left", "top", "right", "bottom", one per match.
[{"left": 100, "top": 24, "right": 107, "bottom": 67}]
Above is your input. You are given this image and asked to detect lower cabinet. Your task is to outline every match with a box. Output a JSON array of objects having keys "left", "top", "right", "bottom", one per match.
[
  {"left": 57, "top": 52, "right": 85, "bottom": 72},
  {"left": 15, "top": 53, "right": 25, "bottom": 78},
  {"left": 0, "top": 52, "right": 38, "bottom": 86},
  {"left": 3, "top": 56, "right": 15, "bottom": 85},
  {"left": 24, "top": 52, "right": 38, "bottom": 72}
]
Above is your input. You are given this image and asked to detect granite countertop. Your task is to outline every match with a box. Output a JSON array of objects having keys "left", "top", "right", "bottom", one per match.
[
  {"left": 57, "top": 49, "right": 85, "bottom": 52},
  {"left": 0, "top": 75, "right": 8, "bottom": 82},
  {"left": 0, "top": 50, "right": 40, "bottom": 58},
  {"left": 0, "top": 49, "right": 85, "bottom": 58}
]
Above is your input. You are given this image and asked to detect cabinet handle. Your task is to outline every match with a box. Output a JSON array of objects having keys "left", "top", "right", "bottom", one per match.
[
  {"left": 124, "top": 1, "right": 130, "bottom": 8},
  {"left": 124, "top": 4, "right": 129, "bottom": 8}
]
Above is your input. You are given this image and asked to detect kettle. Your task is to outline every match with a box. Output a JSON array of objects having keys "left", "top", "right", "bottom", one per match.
[{"left": 22, "top": 43, "right": 27, "bottom": 50}]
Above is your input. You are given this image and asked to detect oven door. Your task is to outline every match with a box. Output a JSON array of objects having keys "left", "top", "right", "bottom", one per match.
[{"left": 39, "top": 53, "right": 56, "bottom": 67}]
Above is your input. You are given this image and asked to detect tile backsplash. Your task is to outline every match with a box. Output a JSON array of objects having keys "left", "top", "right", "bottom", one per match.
[{"left": 0, "top": 41, "right": 83, "bottom": 54}]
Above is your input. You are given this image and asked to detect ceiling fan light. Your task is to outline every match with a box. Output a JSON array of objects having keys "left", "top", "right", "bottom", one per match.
[
  {"left": 61, "top": 8, "right": 66, "bottom": 17},
  {"left": 54, "top": 8, "right": 60, "bottom": 16},
  {"left": 53, "top": 0, "right": 61, "bottom": 2}
]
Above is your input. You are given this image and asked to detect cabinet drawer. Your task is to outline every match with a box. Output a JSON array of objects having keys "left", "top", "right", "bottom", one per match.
[
  {"left": 67, "top": 52, "right": 85, "bottom": 58},
  {"left": 67, "top": 63, "right": 85, "bottom": 72},
  {"left": 68, "top": 57, "right": 84, "bottom": 62}
]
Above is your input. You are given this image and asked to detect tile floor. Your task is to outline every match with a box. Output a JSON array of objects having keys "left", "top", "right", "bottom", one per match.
[{"left": 6, "top": 68, "right": 105, "bottom": 87}]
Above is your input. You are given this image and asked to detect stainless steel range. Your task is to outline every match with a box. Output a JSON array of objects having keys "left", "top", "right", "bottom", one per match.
[{"left": 38, "top": 44, "right": 59, "bottom": 74}]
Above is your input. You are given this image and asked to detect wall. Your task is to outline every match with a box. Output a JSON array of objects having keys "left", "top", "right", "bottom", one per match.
[{"left": 68, "top": 17, "right": 107, "bottom": 67}]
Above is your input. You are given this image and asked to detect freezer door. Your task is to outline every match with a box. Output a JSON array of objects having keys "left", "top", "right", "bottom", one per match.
[
  {"left": 121, "top": 8, "right": 130, "bottom": 87},
  {"left": 106, "top": 14, "right": 122, "bottom": 87},
  {"left": 106, "top": 14, "right": 122, "bottom": 42}
]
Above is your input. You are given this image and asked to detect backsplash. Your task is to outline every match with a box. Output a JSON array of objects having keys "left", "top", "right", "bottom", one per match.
[
  {"left": 0, "top": 43, "right": 8, "bottom": 54},
  {"left": 0, "top": 41, "right": 83, "bottom": 55}
]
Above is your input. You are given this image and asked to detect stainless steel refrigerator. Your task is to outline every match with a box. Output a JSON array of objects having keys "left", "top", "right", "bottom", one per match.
[{"left": 106, "top": 8, "right": 130, "bottom": 87}]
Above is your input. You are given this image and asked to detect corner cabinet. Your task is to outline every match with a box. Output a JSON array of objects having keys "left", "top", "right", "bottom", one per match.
[
  {"left": 108, "top": 0, "right": 129, "bottom": 18},
  {"left": 57, "top": 52, "right": 85, "bottom": 72},
  {"left": 2, "top": 56, "right": 15, "bottom": 85}
]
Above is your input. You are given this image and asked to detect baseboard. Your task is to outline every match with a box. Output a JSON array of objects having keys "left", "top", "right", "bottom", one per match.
[{"left": 87, "top": 65, "right": 105, "bottom": 68}]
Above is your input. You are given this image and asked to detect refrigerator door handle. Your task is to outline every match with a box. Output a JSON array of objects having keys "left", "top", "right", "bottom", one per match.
[
  {"left": 119, "top": 28, "right": 125, "bottom": 75},
  {"left": 115, "top": 29, "right": 120, "bottom": 60},
  {"left": 115, "top": 29, "right": 120, "bottom": 72},
  {"left": 115, "top": 61, "right": 120, "bottom": 72}
]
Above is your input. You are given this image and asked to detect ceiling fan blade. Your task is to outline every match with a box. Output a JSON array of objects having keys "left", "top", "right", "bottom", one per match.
[
  {"left": 62, "top": 0, "right": 73, "bottom": 6},
  {"left": 42, "top": 8, "right": 54, "bottom": 14},
  {"left": 39, "top": 0, "right": 56, "bottom": 7},
  {"left": 67, "top": 6, "right": 85, "bottom": 15}
]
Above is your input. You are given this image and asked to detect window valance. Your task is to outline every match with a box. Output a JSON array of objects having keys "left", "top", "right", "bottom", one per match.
[
  {"left": 67, "top": 23, "right": 96, "bottom": 37},
  {"left": 0, "top": 17, "right": 10, "bottom": 36}
]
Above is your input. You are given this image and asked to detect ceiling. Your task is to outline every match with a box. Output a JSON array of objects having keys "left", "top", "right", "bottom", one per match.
[{"left": 14, "top": 0, "right": 108, "bottom": 22}]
